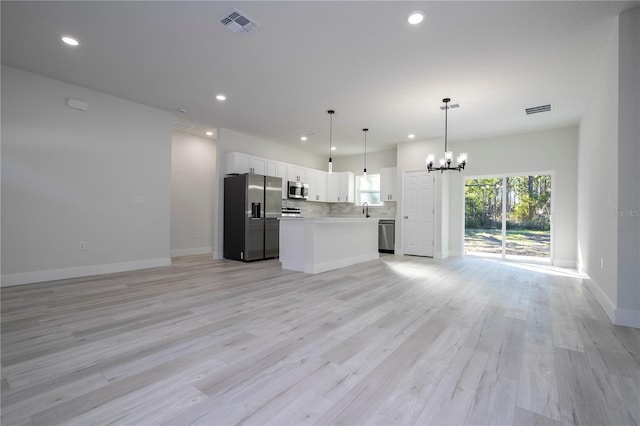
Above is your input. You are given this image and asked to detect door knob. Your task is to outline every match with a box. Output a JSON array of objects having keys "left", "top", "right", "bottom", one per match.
[{"left": 403, "top": 216, "right": 408, "bottom": 219}]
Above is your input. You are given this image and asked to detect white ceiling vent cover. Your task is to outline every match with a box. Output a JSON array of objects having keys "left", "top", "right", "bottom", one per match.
[
  {"left": 440, "top": 103, "right": 460, "bottom": 110},
  {"left": 525, "top": 104, "right": 552, "bottom": 115},
  {"left": 219, "top": 9, "right": 259, "bottom": 34}
]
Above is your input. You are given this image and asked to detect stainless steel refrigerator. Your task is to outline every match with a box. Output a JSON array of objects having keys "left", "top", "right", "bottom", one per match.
[{"left": 223, "top": 174, "right": 282, "bottom": 261}]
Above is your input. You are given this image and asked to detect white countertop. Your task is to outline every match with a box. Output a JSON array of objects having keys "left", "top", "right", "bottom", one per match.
[{"left": 279, "top": 216, "right": 376, "bottom": 223}]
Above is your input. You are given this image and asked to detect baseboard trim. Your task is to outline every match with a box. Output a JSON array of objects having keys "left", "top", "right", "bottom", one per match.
[
  {"left": 1, "top": 258, "right": 171, "bottom": 287},
  {"left": 584, "top": 276, "right": 617, "bottom": 323},
  {"left": 553, "top": 258, "right": 577, "bottom": 268},
  {"left": 212, "top": 251, "right": 223, "bottom": 260},
  {"left": 584, "top": 276, "right": 639, "bottom": 328},
  {"left": 304, "top": 253, "right": 379, "bottom": 274},
  {"left": 615, "top": 308, "right": 640, "bottom": 328},
  {"left": 170, "top": 247, "right": 213, "bottom": 257}
]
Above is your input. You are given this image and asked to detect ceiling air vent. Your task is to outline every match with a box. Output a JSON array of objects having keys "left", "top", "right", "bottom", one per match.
[
  {"left": 219, "top": 9, "right": 259, "bottom": 34},
  {"left": 525, "top": 104, "right": 552, "bottom": 115},
  {"left": 440, "top": 104, "right": 460, "bottom": 110},
  {"left": 173, "top": 122, "right": 194, "bottom": 131}
]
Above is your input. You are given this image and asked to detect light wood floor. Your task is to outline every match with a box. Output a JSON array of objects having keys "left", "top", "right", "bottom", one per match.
[{"left": 2, "top": 254, "right": 638, "bottom": 426}]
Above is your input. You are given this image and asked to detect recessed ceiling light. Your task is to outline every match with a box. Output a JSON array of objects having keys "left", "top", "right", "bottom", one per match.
[
  {"left": 300, "top": 136, "right": 308, "bottom": 141},
  {"left": 408, "top": 11, "right": 424, "bottom": 25},
  {"left": 61, "top": 35, "right": 79, "bottom": 46},
  {"left": 216, "top": 94, "right": 227, "bottom": 101},
  {"left": 408, "top": 134, "right": 416, "bottom": 139},
  {"left": 206, "top": 131, "right": 214, "bottom": 136},
  {"left": 331, "top": 146, "right": 337, "bottom": 151}
]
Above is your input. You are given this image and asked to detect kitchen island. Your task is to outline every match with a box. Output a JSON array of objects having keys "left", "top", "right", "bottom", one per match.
[{"left": 279, "top": 217, "right": 379, "bottom": 274}]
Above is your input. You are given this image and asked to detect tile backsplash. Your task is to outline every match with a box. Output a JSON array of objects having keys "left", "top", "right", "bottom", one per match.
[
  {"left": 282, "top": 199, "right": 396, "bottom": 219},
  {"left": 329, "top": 202, "right": 397, "bottom": 218}
]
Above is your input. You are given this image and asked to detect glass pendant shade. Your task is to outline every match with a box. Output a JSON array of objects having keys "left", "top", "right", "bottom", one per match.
[{"left": 327, "top": 110, "right": 335, "bottom": 174}]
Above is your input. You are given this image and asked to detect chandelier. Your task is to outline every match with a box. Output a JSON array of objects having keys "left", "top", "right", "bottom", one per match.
[{"left": 426, "top": 98, "right": 467, "bottom": 173}]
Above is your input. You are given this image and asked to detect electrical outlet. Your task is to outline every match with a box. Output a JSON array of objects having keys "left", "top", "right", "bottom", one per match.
[
  {"left": 79, "top": 241, "right": 87, "bottom": 250},
  {"left": 600, "top": 257, "right": 604, "bottom": 269}
]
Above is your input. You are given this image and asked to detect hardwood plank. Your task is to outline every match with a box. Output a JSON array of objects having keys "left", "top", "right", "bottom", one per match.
[
  {"left": 414, "top": 347, "right": 490, "bottom": 425},
  {"left": 516, "top": 331, "right": 561, "bottom": 420},
  {"left": 1, "top": 254, "right": 638, "bottom": 426},
  {"left": 554, "top": 347, "right": 609, "bottom": 425}
]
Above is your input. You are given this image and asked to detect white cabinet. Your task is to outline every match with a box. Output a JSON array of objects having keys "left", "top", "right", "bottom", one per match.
[
  {"left": 227, "top": 152, "right": 267, "bottom": 175},
  {"left": 327, "top": 172, "right": 354, "bottom": 203},
  {"left": 287, "top": 165, "right": 308, "bottom": 184},
  {"left": 327, "top": 173, "right": 340, "bottom": 202},
  {"left": 267, "top": 160, "right": 288, "bottom": 199},
  {"left": 339, "top": 172, "right": 355, "bottom": 203},
  {"left": 307, "top": 169, "right": 327, "bottom": 202},
  {"left": 380, "top": 167, "right": 397, "bottom": 201}
]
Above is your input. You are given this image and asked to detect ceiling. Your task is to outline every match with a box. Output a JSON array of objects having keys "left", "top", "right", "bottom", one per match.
[{"left": 2, "top": 1, "right": 637, "bottom": 156}]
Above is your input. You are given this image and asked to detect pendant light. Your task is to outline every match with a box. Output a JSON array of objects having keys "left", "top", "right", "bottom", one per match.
[
  {"left": 362, "top": 128, "right": 368, "bottom": 176},
  {"left": 327, "top": 110, "right": 335, "bottom": 174},
  {"left": 426, "top": 98, "right": 467, "bottom": 173}
]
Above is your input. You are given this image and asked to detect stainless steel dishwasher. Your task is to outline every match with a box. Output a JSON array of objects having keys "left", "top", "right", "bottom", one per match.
[{"left": 378, "top": 219, "right": 395, "bottom": 253}]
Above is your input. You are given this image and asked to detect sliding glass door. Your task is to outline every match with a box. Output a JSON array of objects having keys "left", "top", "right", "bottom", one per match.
[
  {"left": 464, "top": 178, "right": 503, "bottom": 255},
  {"left": 465, "top": 174, "right": 551, "bottom": 261}
]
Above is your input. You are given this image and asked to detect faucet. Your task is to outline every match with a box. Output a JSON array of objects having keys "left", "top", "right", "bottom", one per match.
[{"left": 362, "top": 202, "right": 370, "bottom": 218}]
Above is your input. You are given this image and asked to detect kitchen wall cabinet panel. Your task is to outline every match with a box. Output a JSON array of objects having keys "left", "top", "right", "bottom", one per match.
[
  {"left": 268, "top": 160, "right": 288, "bottom": 199},
  {"left": 380, "top": 167, "right": 397, "bottom": 201},
  {"left": 287, "top": 165, "right": 308, "bottom": 184},
  {"left": 228, "top": 152, "right": 356, "bottom": 203},
  {"left": 327, "top": 172, "right": 354, "bottom": 203},
  {"left": 339, "top": 172, "right": 355, "bottom": 203},
  {"left": 308, "top": 169, "right": 327, "bottom": 202},
  {"left": 227, "top": 152, "right": 267, "bottom": 175}
]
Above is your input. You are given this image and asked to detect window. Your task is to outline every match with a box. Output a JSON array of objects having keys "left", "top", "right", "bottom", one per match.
[{"left": 356, "top": 174, "right": 382, "bottom": 206}]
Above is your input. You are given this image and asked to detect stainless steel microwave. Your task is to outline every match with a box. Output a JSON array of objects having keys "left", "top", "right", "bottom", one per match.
[{"left": 287, "top": 181, "right": 309, "bottom": 200}]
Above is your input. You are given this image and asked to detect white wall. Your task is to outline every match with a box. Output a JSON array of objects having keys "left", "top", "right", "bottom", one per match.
[
  {"left": 213, "top": 127, "right": 326, "bottom": 259},
  {"left": 579, "top": 8, "right": 640, "bottom": 327},
  {"left": 332, "top": 148, "right": 397, "bottom": 175},
  {"left": 449, "top": 127, "right": 578, "bottom": 265},
  {"left": 170, "top": 131, "right": 216, "bottom": 257},
  {"left": 616, "top": 7, "right": 640, "bottom": 322},
  {"left": 1, "top": 66, "right": 172, "bottom": 286},
  {"left": 578, "top": 20, "right": 619, "bottom": 313},
  {"left": 397, "top": 128, "right": 577, "bottom": 262}
]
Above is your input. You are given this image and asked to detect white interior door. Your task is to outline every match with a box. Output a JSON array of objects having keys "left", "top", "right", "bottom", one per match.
[{"left": 403, "top": 171, "right": 434, "bottom": 257}]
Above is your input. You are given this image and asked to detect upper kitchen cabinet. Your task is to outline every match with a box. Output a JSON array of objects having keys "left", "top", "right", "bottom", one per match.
[
  {"left": 380, "top": 167, "right": 397, "bottom": 201},
  {"left": 307, "top": 169, "right": 327, "bottom": 202},
  {"left": 287, "top": 165, "right": 308, "bottom": 184},
  {"left": 227, "top": 152, "right": 267, "bottom": 175},
  {"left": 327, "top": 172, "right": 354, "bottom": 203},
  {"left": 267, "top": 159, "right": 288, "bottom": 199}
]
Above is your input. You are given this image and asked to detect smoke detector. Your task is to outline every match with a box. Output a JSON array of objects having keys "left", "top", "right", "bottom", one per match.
[{"left": 219, "top": 9, "right": 259, "bottom": 34}]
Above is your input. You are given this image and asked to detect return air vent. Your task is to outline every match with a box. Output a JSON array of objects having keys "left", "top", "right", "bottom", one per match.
[
  {"left": 219, "top": 9, "right": 259, "bottom": 34},
  {"left": 525, "top": 104, "right": 552, "bottom": 115},
  {"left": 173, "top": 122, "right": 194, "bottom": 131}
]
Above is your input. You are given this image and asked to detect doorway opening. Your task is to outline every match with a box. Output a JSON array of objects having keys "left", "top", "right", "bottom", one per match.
[{"left": 464, "top": 174, "right": 551, "bottom": 261}]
